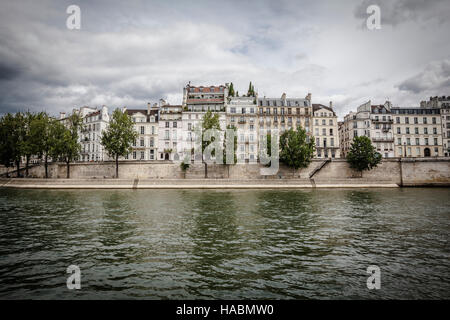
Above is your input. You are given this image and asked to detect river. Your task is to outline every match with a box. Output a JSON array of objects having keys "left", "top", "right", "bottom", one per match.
[{"left": 0, "top": 188, "right": 449, "bottom": 299}]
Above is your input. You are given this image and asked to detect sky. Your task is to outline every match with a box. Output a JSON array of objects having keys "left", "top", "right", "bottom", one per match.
[{"left": 0, "top": 0, "right": 449, "bottom": 119}]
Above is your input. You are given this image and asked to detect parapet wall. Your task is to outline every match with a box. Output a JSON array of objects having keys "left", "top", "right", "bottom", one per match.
[{"left": 20, "top": 158, "right": 450, "bottom": 186}]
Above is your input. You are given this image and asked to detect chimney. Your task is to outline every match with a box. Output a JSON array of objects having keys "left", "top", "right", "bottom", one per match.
[
  {"left": 306, "top": 93, "right": 312, "bottom": 101},
  {"left": 60, "top": 112, "right": 66, "bottom": 119},
  {"left": 329, "top": 101, "right": 333, "bottom": 109},
  {"left": 281, "top": 93, "right": 286, "bottom": 100},
  {"left": 147, "top": 102, "right": 151, "bottom": 114}
]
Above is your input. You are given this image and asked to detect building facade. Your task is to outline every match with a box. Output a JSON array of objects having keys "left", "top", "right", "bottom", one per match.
[
  {"left": 77, "top": 106, "right": 110, "bottom": 162},
  {"left": 340, "top": 101, "right": 394, "bottom": 158},
  {"left": 312, "top": 103, "right": 340, "bottom": 158},
  {"left": 227, "top": 96, "right": 259, "bottom": 162},
  {"left": 421, "top": 96, "right": 450, "bottom": 157},
  {"left": 158, "top": 102, "right": 183, "bottom": 161},
  {"left": 124, "top": 104, "right": 159, "bottom": 161},
  {"left": 392, "top": 107, "right": 443, "bottom": 157}
]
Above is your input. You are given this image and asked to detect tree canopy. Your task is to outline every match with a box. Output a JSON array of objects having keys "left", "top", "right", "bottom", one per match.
[
  {"left": 279, "top": 126, "right": 315, "bottom": 170},
  {"left": 346, "top": 136, "right": 382, "bottom": 172},
  {"left": 101, "top": 108, "right": 137, "bottom": 178}
]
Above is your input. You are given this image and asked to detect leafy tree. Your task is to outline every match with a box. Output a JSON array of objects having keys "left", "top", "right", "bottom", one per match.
[
  {"left": 0, "top": 114, "right": 18, "bottom": 177},
  {"left": 180, "top": 159, "right": 190, "bottom": 179},
  {"left": 201, "top": 110, "right": 221, "bottom": 178},
  {"left": 29, "top": 112, "right": 51, "bottom": 178},
  {"left": 228, "top": 82, "right": 235, "bottom": 97},
  {"left": 48, "top": 120, "right": 68, "bottom": 178},
  {"left": 20, "top": 112, "right": 39, "bottom": 177},
  {"left": 279, "top": 126, "right": 315, "bottom": 175},
  {"left": 247, "top": 81, "right": 256, "bottom": 97},
  {"left": 346, "top": 136, "right": 382, "bottom": 175},
  {"left": 59, "top": 113, "right": 83, "bottom": 178},
  {"left": 0, "top": 113, "right": 25, "bottom": 177},
  {"left": 101, "top": 108, "right": 137, "bottom": 178}
]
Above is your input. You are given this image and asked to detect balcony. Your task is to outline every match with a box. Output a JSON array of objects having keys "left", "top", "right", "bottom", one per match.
[
  {"left": 372, "top": 137, "right": 394, "bottom": 142},
  {"left": 373, "top": 119, "right": 393, "bottom": 124},
  {"left": 238, "top": 120, "right": 246, "bottom": 124}
]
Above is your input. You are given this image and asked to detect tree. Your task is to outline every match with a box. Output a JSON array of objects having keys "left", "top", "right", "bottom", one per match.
[
  {"left": 101, "top": 108, "right": 137, "bottom": 178},
  {"left": 0, "top": 114, "right": 17, "bottom": 177},
  {"left": 201, "top": 110, "right": 221, "bottom": 178},
  {"left": 59, "top": 113, "right": 83, "bottom": 178},
  {"left": 20, "top": 112, "right": 39, "bottom": 177},
  {"left": 279, "top": 126, "right": 315, "bottom": 175},
  {"left": 29, "top": 112, "right": 51, "bottom": 178},
  {"left": 247, "top": 81, "right": 256, "bottom": 97},
  {"left": 48, "top": 120, "right": 68, "bottom": 178},
  {"left": 228, "top": 82, "right": 235, "bottom": 97},
  {"left": 0, "top": 113, "right": 25, "bottom": 177},
  {"left": 346, "top": 136, "right": 382, "bottom": 176},
  {"left": 180, "top": 160, "right": 190, "bottom": 179}
]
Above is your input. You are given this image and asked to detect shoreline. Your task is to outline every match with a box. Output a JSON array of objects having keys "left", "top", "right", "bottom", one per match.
[{"left": 2, "top": 178, "right": 443, "bottom": 189}]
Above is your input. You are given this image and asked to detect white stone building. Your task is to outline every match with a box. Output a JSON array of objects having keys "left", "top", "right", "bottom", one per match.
[
  {"left": 124, "top": 103, "right": 159, "bottom": 161},
  {"left": 158, "top": 102, "right": 183, "bottom": 161},
  {"left": 312, "top": 103, "right": 340, "bottom": 158},
  {"left": 340, "top": 101, "right": 394, "bottom": 158}
]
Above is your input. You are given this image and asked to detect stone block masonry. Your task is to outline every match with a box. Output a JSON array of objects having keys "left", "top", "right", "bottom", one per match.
[{"left": 3, "top": 158, "right": 448, "bottom": 188}]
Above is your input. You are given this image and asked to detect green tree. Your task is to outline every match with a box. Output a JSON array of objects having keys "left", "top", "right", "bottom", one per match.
[
  {"left": 101, "top": 108, "right": 138, "bottom": 178},
  {"left": 0, "top": 113, "right": 18, "bottom": 177},
  {"left": 247, "top": 81, "right": 255, "bottom": 97},
  {"left": 29, "top": 112, "right": 51, "bottom": 178},
  {"left": 20, "top": 112, "right": 39, "bottom": 177},
  {"left": 201, "top": 110, "right": 221, "bottom": 178},
  {"left": 279, "top": 126, "right": 315, "bottom": 175},
  {"left": 59, "top": 113, "right": 83, "bottom": 178},
  {"left": 0, "top": 113, "right": 25, "bottom": 177},
  {"left": 346, "top": 136, "right": 382, "bottom": 176},
  {"left": 48, "top": 120, "right": 68, "bottom": 178},
  {"left": 228, "top": 82, "right": 235, "bottom": 97}
]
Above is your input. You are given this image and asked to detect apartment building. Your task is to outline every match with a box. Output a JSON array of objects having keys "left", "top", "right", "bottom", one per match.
[
  {"left": 158, "top": 102, "right": 183, "bottom": 161},
  {"left": 340, "top": 101, "right": 394, "bottom": 158},
  {"left": 227, "top": 96, "right": 259, "bottom": 162},
  {"left": 312, "top": 103, "right": 340, "bottom": 158},
  {"left": 421, "top": 96, "right": 450, "bottom": 157},
  {"left": 75, "top": 106, "right": 110, "bottom": 162},
  {"left": 392, "top": 107, "right": 443, "bottom": 157},
  {"left": 257, "top": 93, "right": 312, "bottom": 136},
  {"left": 124, "top": 103, "right": 159, "bottom": 161},
  {"left": 181, "top": 84, "right": 228, "bottom": 160}
]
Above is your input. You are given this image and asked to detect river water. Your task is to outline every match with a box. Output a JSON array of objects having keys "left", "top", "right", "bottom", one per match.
[{"left": 0, "top": 188, "right": 449, "bottom": 299}]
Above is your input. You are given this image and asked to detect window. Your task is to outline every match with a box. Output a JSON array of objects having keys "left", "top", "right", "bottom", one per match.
[
  {"left": 432, "top": 117, "right": 436, "bottom": 124},
  {"left": 322, "top": 128, "right": 326, "bottom": 136},
  {"left": 140, "top": 139, "right": 144, "bottom": 147},
  {"left": 140, "top": 151, "right": 144, "bottom": 160},
  {"left": 425, "top": 138, "right": 429, "bottom": 145},
  {"left": 433, "top": 127, "right": 437, "bottom": 135},
  {"left": 173, "top": 122, "right": 177, "bottom": 128},
  {"left": 405, "top": 117, "right": 409, "bottom": 124},
  {"left": 133, "top": 152, "right": 137, "bottom": 160},
  {"left": 424, "top": 128, "right": 428, "bottom": 134},
  {"left": 397, "top": 127, "right": 401, "bottom": 134},
  {"left": 415, "top": 127, "right": 419, "bottom": 134},
  {"left": 406, "top": 127, "right": 410, "bottom": 134},
  {"left": 423, "top": 117, "right": 427, "bottom": 124},
  {"left": 414, "top": 117, "right": 418, "bottom": 124},
  {"left": 150, "top": 137, "right": 154, "bottom": 147},
  {"left": 152, "top": 126, "right": 155, "bottom": 134},
  {"left": 140, "top": 126, "right": 144, "bottom": 134},
  {"left": 434, "top": 138, "right": 438, "bottom": 145},
  {"left": 329, "top": 119, "right": 333, "bottom": 125},
  {"left": 407, "top": 138, "right": 410, "bottom": 145},
  {"left": 165, "top": 122, "right": 169, "bottom": 128},
  {"left": 330, "top": 138, "right": 334, "bottom": 147},
  {"left": 396, "top": 117, "right": 400, "bottom": 123}
]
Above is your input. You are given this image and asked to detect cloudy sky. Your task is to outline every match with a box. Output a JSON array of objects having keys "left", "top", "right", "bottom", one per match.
[{"left": 0, "top": 0, "right": 449, "bottom": 119}]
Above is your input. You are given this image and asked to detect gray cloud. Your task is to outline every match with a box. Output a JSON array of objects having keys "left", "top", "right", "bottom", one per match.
[
  {"left": 354, "top": 0, "right": 450, "bottom": 27},
  {"left": 397, "top": 59, "right": 450, "bottom": 94},
  {"left": 0, "top": 0, "right": 449, "bottom": 118}
]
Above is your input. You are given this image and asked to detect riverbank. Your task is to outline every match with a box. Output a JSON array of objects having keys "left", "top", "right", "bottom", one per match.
[{"left": 0, "top": 178, "right": 403, "bottom": 189}]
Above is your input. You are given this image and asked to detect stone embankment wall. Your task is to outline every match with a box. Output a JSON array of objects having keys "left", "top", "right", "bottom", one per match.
[{"left": 19, "top": 158, "right": 450, "bottom": 186}]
